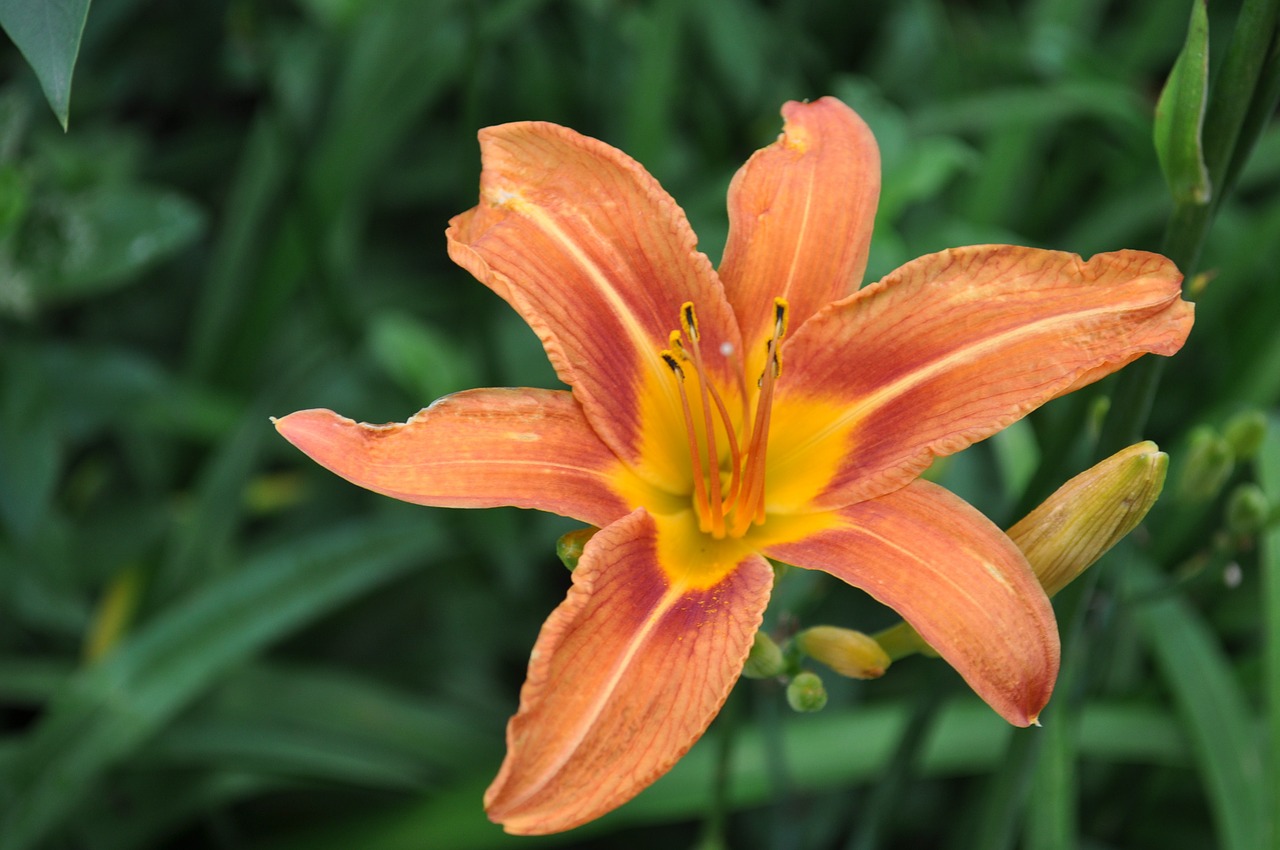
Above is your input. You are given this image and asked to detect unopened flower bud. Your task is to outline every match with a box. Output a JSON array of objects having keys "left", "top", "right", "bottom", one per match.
[
  {"left": 741, "top": 631, "right": 786, "bottom": 679},
  {"left": 795, "top": 626, "right": 891, "bottom": 680},
  {"left": 1225, "top": 483, "right": 1270, "bottom": 537},
  {"left": 1010, "top": 441, "right": 1167, "bottom": 597},
  {"left": 1177, "top": 426, "right": 1234, "bottom": 503},
  {"left": 786, "top": 671, "right": 828, "bottom": 713},
  {"left": 555, "top": 527, "right": 597, "bottom": 571},
  {"left": 1223, "top": 411, "right": 1267, "bottom": 462}
]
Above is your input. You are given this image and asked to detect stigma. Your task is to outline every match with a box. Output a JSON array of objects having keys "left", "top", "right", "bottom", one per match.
[{"left": 661, "top": 298, "right": 788, "bottom": 539}]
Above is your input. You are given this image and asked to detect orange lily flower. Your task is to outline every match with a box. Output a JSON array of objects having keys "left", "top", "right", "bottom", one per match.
[{"left": 274, "top": 97, "right": 1193, "bottom": 834}]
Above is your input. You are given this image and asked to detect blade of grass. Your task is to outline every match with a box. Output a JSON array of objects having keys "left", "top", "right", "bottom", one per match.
[
  {"left": 1200, "top": 0, "right": 1280, "bottom": 218},
  {"left": 0, "top": 514, "right": 443, "bottom": 850},
  {"left": 79, "top": 772, "right": 276, "bottom": 850},
  {"left": 620, "top": 0, "right": 685, "bottom": 168},
  {"left": 1119, "top": 557, "right": 1266, "bottom": 850},
  {"left": 1023, "top": 688, "right": 1078, "bottom": 850},
  {"left": 138, "top": 714, "right": 432, "bottom": 790},
  {"left": 207, "top": 661, "right": 500, "bottom": 774},
  {"left": 186, "top": 111, "right": 294, "bottom": 381},
  {"left": 845, "top": 679, "right": 950, "bottom": 850},
  {"left": 257, "top": 699, "right": 1190, "bottom": 850},
  {"left": 1259, "top": 417, "right": 1280, "bottom": 849}
]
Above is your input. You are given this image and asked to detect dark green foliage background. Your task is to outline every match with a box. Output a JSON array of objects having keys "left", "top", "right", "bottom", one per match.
[{"left": 1, "top": 1, "right": 1278, "bottom": 848}]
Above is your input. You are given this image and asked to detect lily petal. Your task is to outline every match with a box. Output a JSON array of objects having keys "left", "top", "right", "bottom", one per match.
[
  {"left": 721, "top": 97, "right": 880, "bottom": 378},
  {"left": 771, "top": 247, "right": 1194, "bottom": 509},
  {"left": 273, "top": 388, "right": 631, "bottom": 527},
  {"left": 486, "top": 509, "right": 773, "bottom": 834},
  {"left": 763, "top": 479, "right": 1058, "bottom": 726},
  {"left": 446, "top": 122, "right": 742, "bottom": 486}
]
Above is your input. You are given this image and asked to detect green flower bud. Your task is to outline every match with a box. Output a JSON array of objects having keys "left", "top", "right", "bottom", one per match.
[
  {"left": 1225, "top": 483, "right": 1270, "bottom": 537},
  {"left": 1223, "top": 411, "right": 1268, "bottom": 462},
  {"left": 1177, "top": 426, "right": 1234, "bottom": 503},
  {"left": 873, "top": 621, "right": 938, "bottom": 660},
  {"left": 1010, "top": 441, "right": 1167, "bottom": 597},
  {"left": 795, "top": 626, "right": 891, "bottom": 680},
  {"left": 741, "top": 631, "right": 786, "bottom": 679},
  {"left": 555, "top": 527, "right": 598, "bottom": 571},
  {"left": 786, "top": 671, "right": 828, "bottom": 713}
]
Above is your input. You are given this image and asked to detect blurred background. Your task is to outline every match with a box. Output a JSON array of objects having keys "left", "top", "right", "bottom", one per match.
[{"left": 2, "top": 0, "right": 1279, "bottom": 848}]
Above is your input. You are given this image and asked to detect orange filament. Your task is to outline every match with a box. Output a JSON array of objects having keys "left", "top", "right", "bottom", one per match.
[
  {"left": 663, "top": 299, "right": 788, "bottom": 539},
  {"left": 730, "top": 299, "right": 787, "bottom": 537},
  {"left": 661, "top": 351, "right": 713, "bottom": 532}
]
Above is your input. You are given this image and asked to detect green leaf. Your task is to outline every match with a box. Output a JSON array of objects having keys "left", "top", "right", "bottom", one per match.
[
  {"left": 137, "top": 662, "right": 500, "bottom": 789},
  {"left": 260, "top": 699, "right": 1189, "bottom": 850},
  {"left": 368, "top": 312, "right": 478, "bottom": 403},
  {"left": 26, "top": 186, "right": 205, "bottom": 303},
  {"left": 1120, "top": 557, "right": 1267, "bottom": 850},
  {"left": 0, "top": 0, "right": 92, "bottom": 130},
  {"left": 1154, "top": 0, "right": 1212, "bottom": 205},
  {"left": 0, "top": 345, "right": 61, "bottom": 540},
  {"left": 0, "top": 516, "right": 443, "bottom": 850},
  {"left": 1258, "top": 417, "right": 1280, "bottom": 850}
]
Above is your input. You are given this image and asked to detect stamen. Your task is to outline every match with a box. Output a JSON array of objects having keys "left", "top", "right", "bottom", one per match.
[
  {"left": 662, "top": 350, "right": 713, "bottom": 533},
  {"left": 706, "top": 381, "right": 743, "bottom": 512},
  {"left": 675, "top": 325, "right": 744, "bottom": 514},
  {"left": 730, "top": 298, "right": 789, "bottom": 537},
  {"left": 663, "top": 299, "right": 787, "bottom": 539},
  {"left": 681, "top": 302, "right": 699, "bottom": 341},
  {"left": 773, "top": 297, "right": 789, "bottom": 338},
  {"left": 679, "top": 303, "right": 725, "bottom": 538},
  {"left": 660, "top": 350, "right": 684, "bottom": 378}
]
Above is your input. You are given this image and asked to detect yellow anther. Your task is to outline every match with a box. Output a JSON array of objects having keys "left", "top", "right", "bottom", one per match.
[
  {"left": 660, "top": 350, "right": 685, "bottom": 380},
  {"left": 681, "top": 301, "right": 700, "bottom": 341},
  {"left": 773, "top": 298, "right": 789, "bottom": 338}
]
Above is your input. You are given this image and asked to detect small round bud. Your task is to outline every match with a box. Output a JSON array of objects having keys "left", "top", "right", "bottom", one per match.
[
  {"left": 1225, "top": 483, "right": 1270, "bottom": 537},
  {"left": 1177, "top": 426, "right": 1234, "bottom": 503},
  {"left": 786, "top": 671, "right": 828, "bottom": 713},
  {"left": 795, "top": 626, "right": 890, "bottom": 679},
  {"left": 741, "top": 631, "right": 786, "bottom": 679},
  {"left": 555, "top": 527, "right": 598, "bottom": 571},
  {"left": 1223, "top": 411, "right": 1267, "bottom": 462}
]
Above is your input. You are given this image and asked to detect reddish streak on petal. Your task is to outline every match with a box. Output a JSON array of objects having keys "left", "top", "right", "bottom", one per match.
[
  {"left": 446, "top": 122, "right": 742, "bottom": 471},
  {"left": 273, "top": 388, "right": 631, "bottom": 528},
  {"left": 763, "top": 479, "right": 1059, "bottom": 726},
  {"left": 486, "top": 509, "right": 773, "bottom": 835},
  {"left": 720, "top": 96, "right": 880, "bottom": 379},
  {"left": 775, "top": 247, "right": 1194, "bottom": 509}
]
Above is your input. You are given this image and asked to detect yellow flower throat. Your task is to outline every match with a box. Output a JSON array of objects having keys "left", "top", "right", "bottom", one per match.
[{"left": 661, "top": 298, "right": 789, "bottom": 540}]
